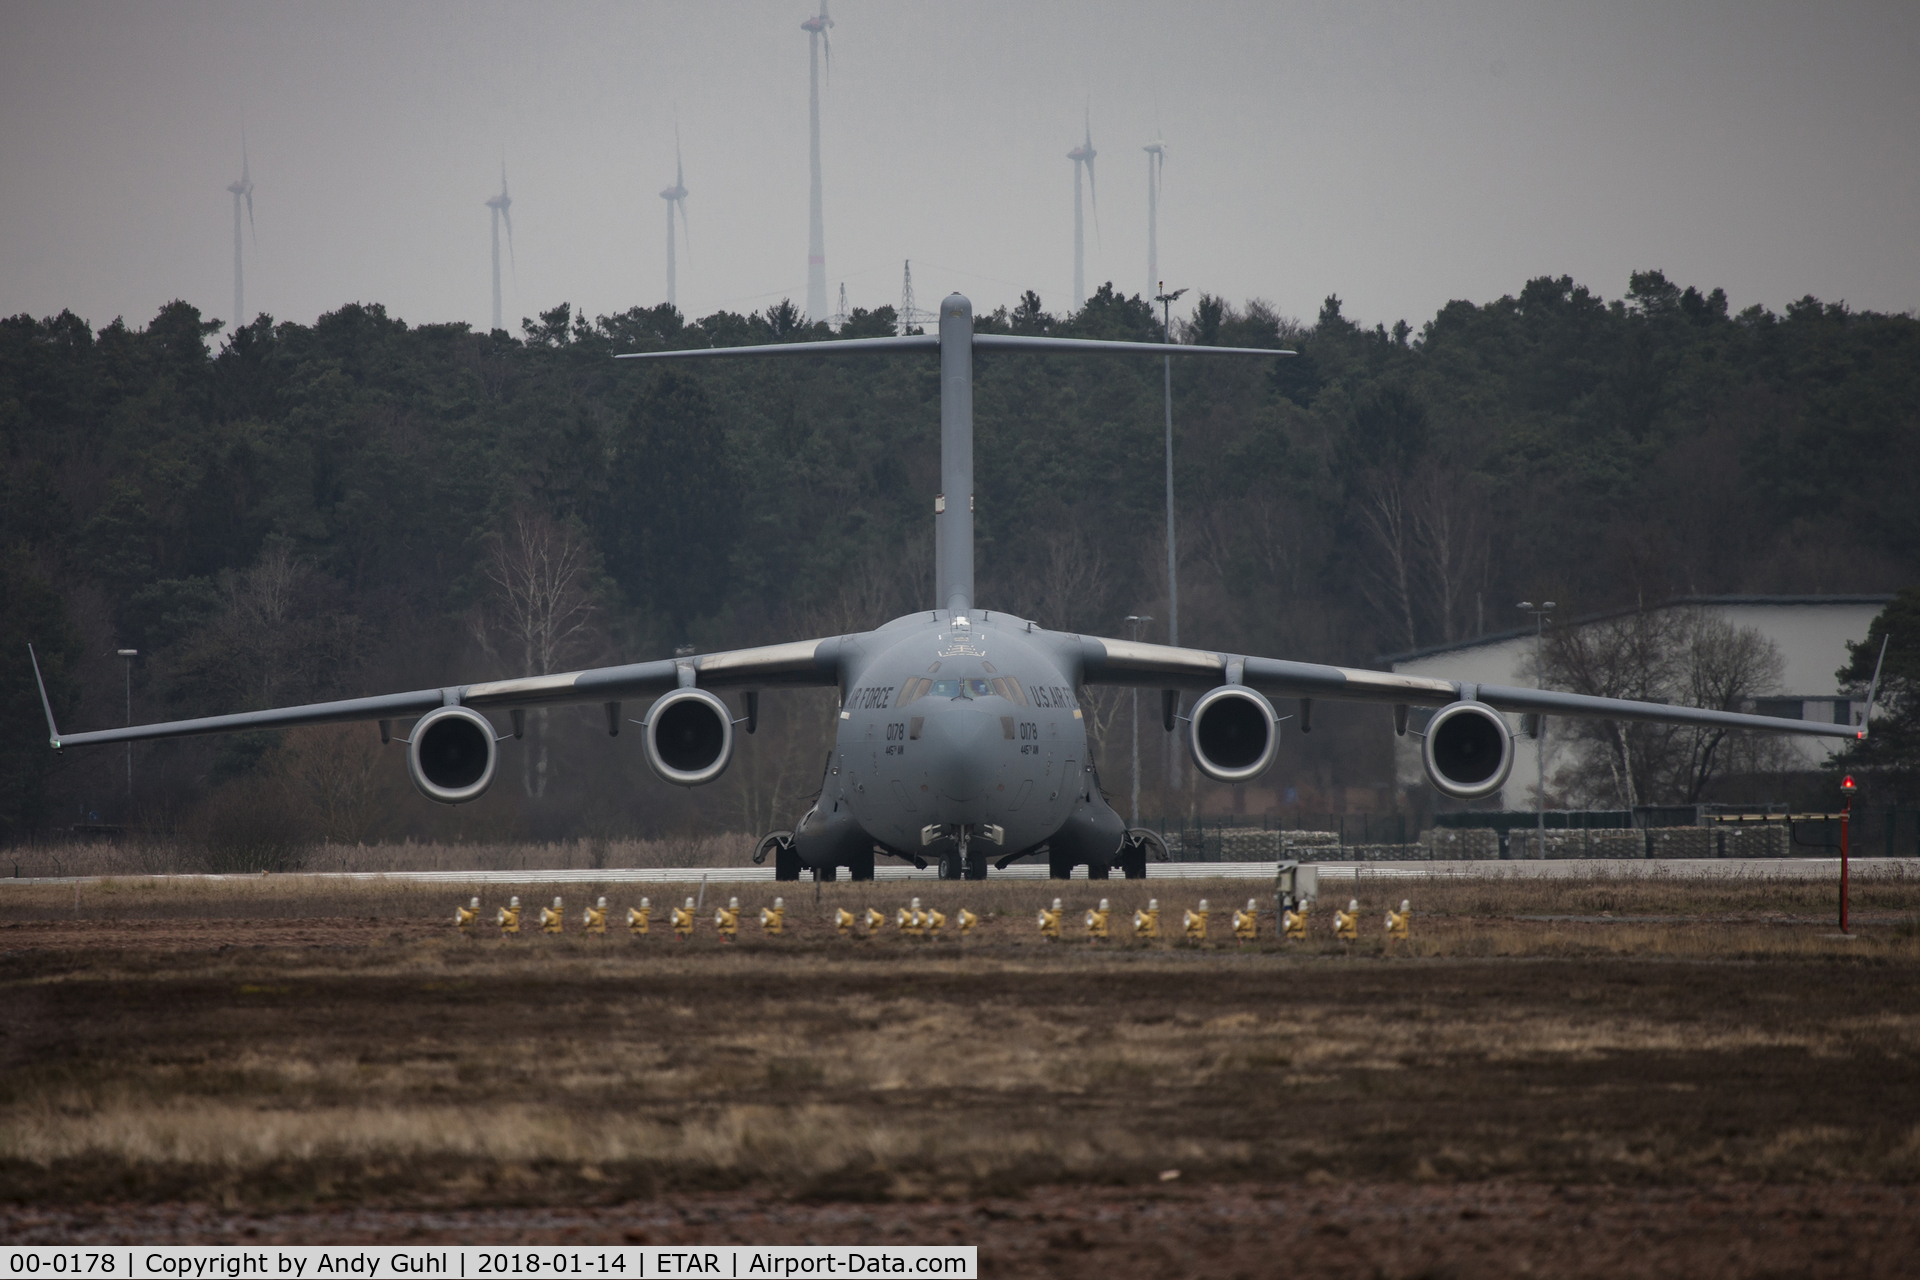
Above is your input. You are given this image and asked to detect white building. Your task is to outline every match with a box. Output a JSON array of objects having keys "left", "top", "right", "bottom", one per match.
[{"left": 1383, "top": 596, "right": 1889, "bottom": 809}]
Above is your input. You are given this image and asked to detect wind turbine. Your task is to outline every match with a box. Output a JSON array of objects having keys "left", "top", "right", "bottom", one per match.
[
  {"left": 485, "top": 166, "right": 514, "bottom": 333},
  {"left": 1143, "top": 136, "right": 1167, "bottom": 303},
  {"left": 801, "top": 0, "right": 833, "bottom": 323},
  {"left": 660, "top": 132, "right": 690, "bottom": 311},
  {"left": 1067, "top": 109, "right": 1098, "bottom": 311},
  {"left": 225, "top": 137, "right": 254, "bottom": 332}
]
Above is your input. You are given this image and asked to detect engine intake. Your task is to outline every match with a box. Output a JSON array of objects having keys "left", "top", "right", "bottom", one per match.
[
  {"left": 644, "top": 687, "right": 736, "bottom": 786},
  {"left": 407, "top": 706, "right": 499, "bottom": 804},
  {"left": 1187, "top": 685, "right": 1280, "bottom": 784},
  {"left": 1422, "top": 700, "right": 1514, "bottom": 799}
]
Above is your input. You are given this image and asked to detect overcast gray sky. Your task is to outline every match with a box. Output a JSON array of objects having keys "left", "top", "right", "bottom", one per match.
[{"left": 3, "top": 1, "right": 1916, "bottom": 339}]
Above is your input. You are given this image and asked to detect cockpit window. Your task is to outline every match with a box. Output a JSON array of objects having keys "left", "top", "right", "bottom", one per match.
[
  {"left": 929, "top": 678, "right": 992, "bottom": 699},
  {"left": 901, "top": 675, "right": 1018, "bottom": 704}
]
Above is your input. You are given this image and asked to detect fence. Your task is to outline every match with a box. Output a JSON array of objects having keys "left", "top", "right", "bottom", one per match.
[{"left": 1155, "top": 808, "right": 1911, "bottom": 863}]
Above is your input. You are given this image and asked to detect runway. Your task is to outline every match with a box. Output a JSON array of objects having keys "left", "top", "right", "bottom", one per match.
[{"left": 6, "top": 857, "right": 1915, "bottom": 887}]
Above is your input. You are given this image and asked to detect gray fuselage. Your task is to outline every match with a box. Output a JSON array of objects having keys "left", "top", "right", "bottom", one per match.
[{"left": 794, "top": 609, "right": 1122, "bottom": 873}]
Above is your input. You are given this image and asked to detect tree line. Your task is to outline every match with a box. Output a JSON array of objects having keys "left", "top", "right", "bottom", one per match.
[{"left": 3, "top": 271, "right": 1916, "bottom": 849}]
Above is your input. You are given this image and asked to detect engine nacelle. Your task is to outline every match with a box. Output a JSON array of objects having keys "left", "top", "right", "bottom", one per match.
[
  {"left": 644, "top": 687, "right": 736, "bottom": 787},
  {"left": 1187, "top": 685, "right": 1280, "bottom": 784},
  {"left": 1422, "top": 700, "right": 1514, "bottom": 799},
  {"left": 407, "top": 706, "right": 499, "bottom": 804}
]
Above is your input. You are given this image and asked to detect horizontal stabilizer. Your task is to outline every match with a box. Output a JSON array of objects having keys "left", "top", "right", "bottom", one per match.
[{"left": 614, "top": 333, "right": 1293, "bottom": 362}]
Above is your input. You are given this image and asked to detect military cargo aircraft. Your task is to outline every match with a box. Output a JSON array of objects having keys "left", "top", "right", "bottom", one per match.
[{"left": 31, "top": 294, "right": 1880, "bottom": 880}]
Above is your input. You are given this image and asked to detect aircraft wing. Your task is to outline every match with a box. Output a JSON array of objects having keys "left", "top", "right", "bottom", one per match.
[
  {"left": 1076, "top": 635, "right": 1869, "bottom": 741},
  {"left": 31, "top": 637, "right": 847, "bottom": 750}
]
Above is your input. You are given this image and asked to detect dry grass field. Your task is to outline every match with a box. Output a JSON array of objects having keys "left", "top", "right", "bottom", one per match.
[{"left": 4, "top": 870, "right": 1919, "bottom": 1276}]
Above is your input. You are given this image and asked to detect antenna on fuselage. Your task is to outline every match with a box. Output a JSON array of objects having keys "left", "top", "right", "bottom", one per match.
[{"left": 612, "top": 299, "right": 1294, "bottom": 618}]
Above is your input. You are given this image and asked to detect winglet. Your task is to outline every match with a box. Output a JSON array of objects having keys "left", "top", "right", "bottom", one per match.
[
  {"left": 27, "top": 643, "right": 61, "bottom": 749},
  {"left": 1859, "top": 633, "right": 1889, "bottom": 739}
]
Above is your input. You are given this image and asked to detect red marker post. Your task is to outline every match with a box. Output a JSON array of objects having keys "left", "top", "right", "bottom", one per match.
[{"left": 1840, "top": 775, "right": 1856, "bottom": 934}]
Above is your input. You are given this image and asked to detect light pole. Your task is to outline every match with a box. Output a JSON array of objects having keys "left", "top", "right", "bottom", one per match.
[
  {"left": 116, "top": 649, "right": 138, "bottom": 802},
  {"left": 1124, "top": 614, "right": 1153, "bottom": 827},
  {"left": 1515, "top": 603, "right": 1554, "bottom": 857},
  {"left": 1155, "top": 282, "right": 1187, "bottom": 788}
]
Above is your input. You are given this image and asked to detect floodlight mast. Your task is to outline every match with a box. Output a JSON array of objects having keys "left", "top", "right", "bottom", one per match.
[
  {"left": 1156, "top": 283, "right": 1188, "bottom": 787},
  {"left": 1518, "top": 601, "right": 1555, "bottom": 855}
]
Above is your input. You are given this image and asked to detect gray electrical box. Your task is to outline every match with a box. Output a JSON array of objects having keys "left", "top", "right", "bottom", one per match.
[{"left": 1275, "top": 860, "right": 1318, "bottom": 910}]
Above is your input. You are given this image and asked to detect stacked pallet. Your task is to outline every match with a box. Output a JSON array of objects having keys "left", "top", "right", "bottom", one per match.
[
  {"left": 1716, "top": 824, "right": 1792, "bottom": 859},
  {"left": 1647, "top": 827, "right": 1714, "bottom": 859},
  {"left": 1424, "top": 828, "right": 1500, "bottom": 860},
  {"left": 1337, "top": 844, "right": 1431, "bottom": 862},
  {"left": 1218, "top": 828, "right": 1284, "bottom": 860},
  {"left": 1510, "top": 830, "right": 1647, "bottom": 859}
]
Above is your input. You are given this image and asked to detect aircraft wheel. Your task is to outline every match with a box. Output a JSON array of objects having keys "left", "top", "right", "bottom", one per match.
[
  {"left": 850, "top": 847, "right": 876, "bottom": 881},
  {"left": 1087, "top": 861, "right": 1110, "bottom": 880},
  {"left": 772, "top": 837, "right": 801, "bottom": 882},
  {"left": 815, "top": 864, "right": 838, "bottom": 882},
  {"left": 939, "top": 848, "right": 963, "bottom": 880},
  {"left": 1121, "top": 844, "right": 1147, "bottom": 879},
  {"left": 1126, "top": 828, "right": 1171, "bottom": 865},
  {"left": 1048, "top": 848, "right": 1074, "bottom": 879},
  {"left": 964, "top": 847, "right": 989, "bottom": 880}
]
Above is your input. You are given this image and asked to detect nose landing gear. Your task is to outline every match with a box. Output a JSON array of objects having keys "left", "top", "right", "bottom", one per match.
[{"left": 939, "top": 826, "right": 991, "bottom": 879}]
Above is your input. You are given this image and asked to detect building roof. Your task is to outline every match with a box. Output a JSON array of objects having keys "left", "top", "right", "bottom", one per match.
[{"left": 1378, "top": 595, "right": 1893, "bottom": 667}]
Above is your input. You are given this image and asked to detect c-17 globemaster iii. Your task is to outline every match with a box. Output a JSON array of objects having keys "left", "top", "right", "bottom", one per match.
[{"left": 30, "top": 294, "right": 1883, "bottom": 881}]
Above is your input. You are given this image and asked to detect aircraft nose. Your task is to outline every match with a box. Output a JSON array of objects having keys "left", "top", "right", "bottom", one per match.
[{"left": 920, "top": 708, "right": 1000, "bottom": 801}]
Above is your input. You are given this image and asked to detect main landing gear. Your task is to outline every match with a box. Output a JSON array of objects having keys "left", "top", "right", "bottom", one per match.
[
  {"left": 754, "top": 830, "right": 799, "bottom": 881},
  {"left": 1120, "top": 828, "right": 1170, "bottom": 880}
]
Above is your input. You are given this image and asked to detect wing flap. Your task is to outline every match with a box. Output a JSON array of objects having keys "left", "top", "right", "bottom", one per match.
[
  {"left": 1082, "top": 637, "right": 1865, "bottom": 742},
  {"left": 45, "top": 689, "right": 448, "bottom": 749},
  {"left": 41, "top": 639, "right": 842, "bottom": 751}
]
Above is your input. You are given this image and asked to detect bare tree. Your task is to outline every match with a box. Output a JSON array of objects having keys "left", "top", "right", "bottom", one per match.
[
  {"left": 725, "top": 688, "right": 837, "bottom": 837},
  {"left": 1535, "top": 607, "right": 1787, "bottom": 807},
  {"left": 1672, "top": 610, "right": 1790, "bottom": 802},
  {"left": 172, "top": 541, "right": 364, "bottom": 713},
  {"left": 471, "top": 509, "right": 604, "bottom": 800},
  {"left": 1038, "top": 525, "right": 1109, "bottom": 633},
  {"left": 1355, "top": 470, "right": 1419, "bottom": 652},
  {"left": 1534, "top": 609, "right": 1680, "bottom": 807},
  {"left": 276, "top": 722, "right": 394, "bottom": 845},
  {"left": 1411, "top": 467, "right": 1490, "bottom": 645}
]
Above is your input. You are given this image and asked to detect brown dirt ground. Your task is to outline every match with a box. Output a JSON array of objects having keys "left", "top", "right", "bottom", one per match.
[
  {"left": 4, "top": 876, "right": 1919, "bottom": 1275},
  {"left": 5, "top": 1185, "right": 1919, "bottom": 1278}
]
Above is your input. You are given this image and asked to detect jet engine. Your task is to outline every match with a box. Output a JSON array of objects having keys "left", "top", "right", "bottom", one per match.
[
  {"left": 643, "top": 687, "right": 736, "bottom": 786},
  {"left": 1187, "top": 685, "right": 1280, "bottom": 784},
  {"left": 406, "top": 706, "right": 499, "bottom": 804},
  {"left": 1421, "top": 700, "right": 1514, "bottom": 799}
]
